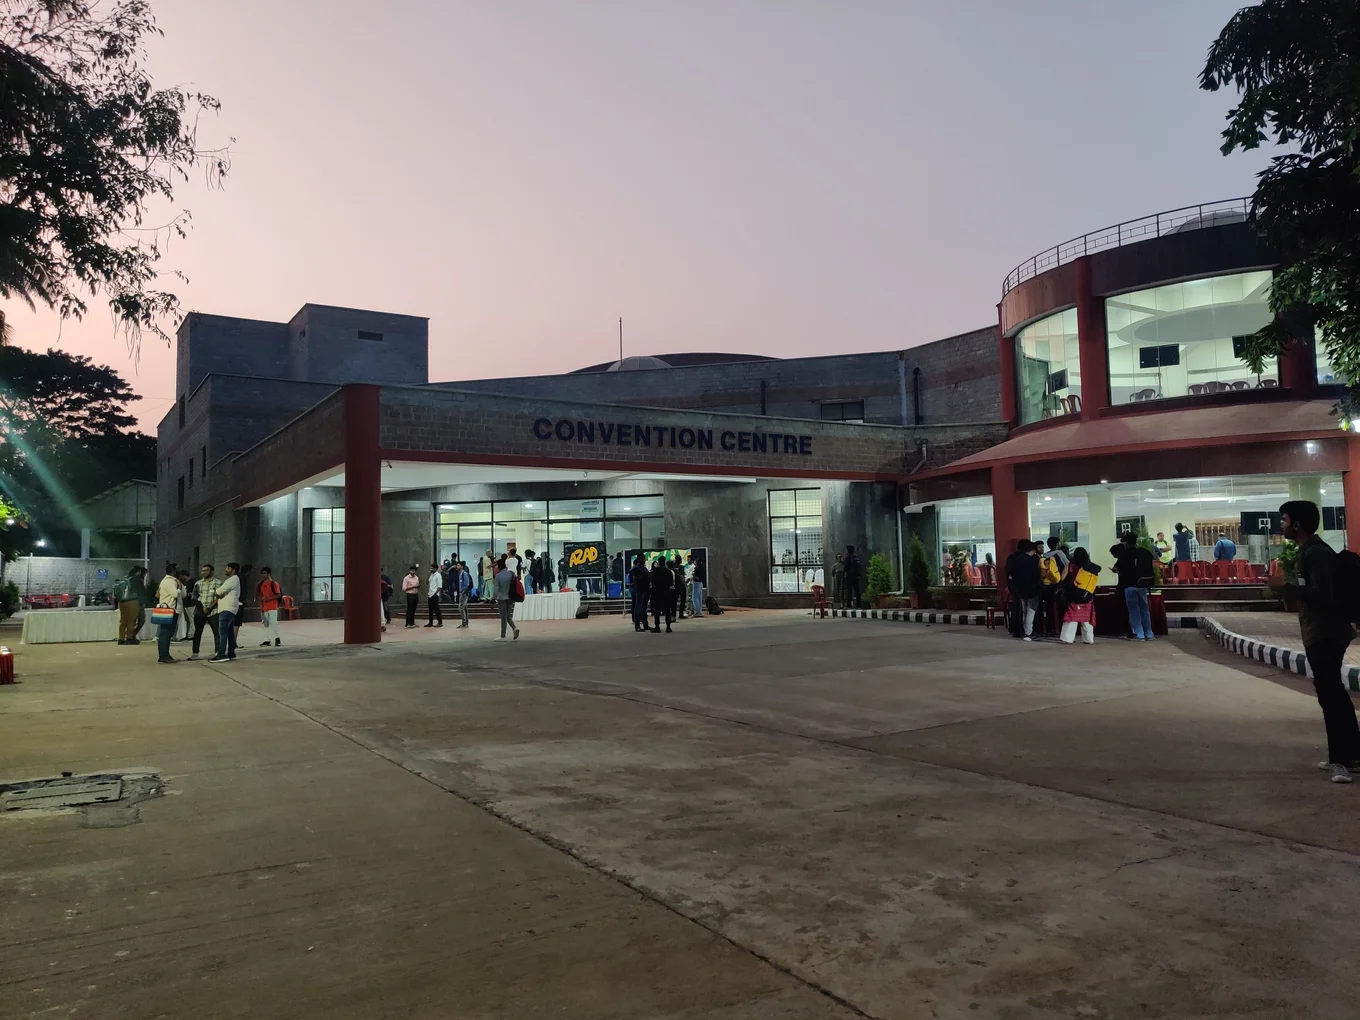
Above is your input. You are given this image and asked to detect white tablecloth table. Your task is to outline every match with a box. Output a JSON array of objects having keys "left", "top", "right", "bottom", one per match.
[
  {"left": 21, "top": 608, "right": 155, "bottom": 644},
  {"left": 514, "top": 591, "right": 582, "bottom": 621}
]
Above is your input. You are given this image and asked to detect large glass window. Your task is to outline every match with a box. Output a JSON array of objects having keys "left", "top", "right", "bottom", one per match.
[
  {"left": 768, "top": 489, "right": 823, "bottom": 593},
  {"left": 936, "top": 496, "right": 997, "bottom": 575},
  {"left": 1105, "top": 271, "right": 1275, "bottom": 404},
  {"left": 1016, "top": 308, "right": 1081, "bottom": 424},
  {"left": 1316, "top": 328, "right": 1342, "bottom": 386},
  {"left": 310, "top": 508, "right": 345, "bottom": 601}
]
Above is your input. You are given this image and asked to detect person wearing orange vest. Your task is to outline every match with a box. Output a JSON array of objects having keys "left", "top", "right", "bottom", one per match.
[{"left": 256, "top": 566, "right": 283, "bottom": 647}]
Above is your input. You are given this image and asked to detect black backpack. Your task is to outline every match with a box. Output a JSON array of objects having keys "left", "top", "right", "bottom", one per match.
[
  {"left": 1336, "top": 549, "right": 1360, "bottom": 623},
  {"left": 705, "top": 595, "right": 723, "bottom": 615}
]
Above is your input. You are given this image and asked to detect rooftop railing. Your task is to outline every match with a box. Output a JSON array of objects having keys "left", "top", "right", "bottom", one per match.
[{"left": 1002, "top": 197, "right": 1252, "bottom": 297}]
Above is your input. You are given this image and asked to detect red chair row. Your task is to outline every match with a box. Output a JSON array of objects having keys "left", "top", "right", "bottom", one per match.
[{"left": 1163, "top": 560, "right": 1268, "bottom": 584}]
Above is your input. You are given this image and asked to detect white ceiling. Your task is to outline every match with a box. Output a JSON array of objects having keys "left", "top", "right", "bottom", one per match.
[{"left": 246, "top": 461, "right": 758, "bottom": 506}]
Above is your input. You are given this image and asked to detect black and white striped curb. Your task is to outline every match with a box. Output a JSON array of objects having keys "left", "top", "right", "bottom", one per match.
[
  {"left": 1200, "top": 615, "right": 1360, "bottom": 692},
  {"left": 826, "top": 607, "right": 990, "bottom": 626},
  {"left": 824, "top": 607, "right": 1202, "bottom": 629}
]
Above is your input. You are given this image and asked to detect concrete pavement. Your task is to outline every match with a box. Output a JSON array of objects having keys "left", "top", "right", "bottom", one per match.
[{"left": 3, "top": 612, "right": 1359, "bottom": 1019}]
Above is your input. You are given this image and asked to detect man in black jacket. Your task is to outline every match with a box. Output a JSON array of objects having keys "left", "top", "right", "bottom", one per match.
[
  {"left": 843, "top": 546, "right": 862, "bottom": 609},
  {"left": 1007, "top": 540, "right": 1043, "bottom": 640},
  {"left": 1270, "top": 500, "right": 1360, "bottom": 783},
  {"left": 671, "top": 555, "right": 686, "bottom": 620},
  {"left": 649, "top": 556, "right": 674, "bottom": 633},
  {"left": 628, "top": 554, "right": 650, "bottom": 633},
  {"left": 1109, "top": 532, "right": 1156, "bottom": 641}
]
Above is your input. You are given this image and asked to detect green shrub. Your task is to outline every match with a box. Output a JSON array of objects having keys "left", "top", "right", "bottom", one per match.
[
  {"left": 0, "top": 581, "right": 18, "bottom": 619},
  {"left": 1277, "top": 539, "right": 1300, "bottom": 584},
  {"left": 905, "top": 534, "right": 933, "bottom": 595},
  {"left": 864, "top": 553, "right": 895, "bottom": 600},
  {"left": 943, "top": 545, "right": 971, "bottom": 586}
]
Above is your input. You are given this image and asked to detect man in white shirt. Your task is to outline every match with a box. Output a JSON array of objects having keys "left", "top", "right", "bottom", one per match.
[
  {"left": 425, "top": 563, "right": 444, "bottom": 628},
  {"left": 505, "top": 549, "right": 521, "bottom": 578},
  {"left": 209, "top": 562, "right": 242, "bottom": 661}
]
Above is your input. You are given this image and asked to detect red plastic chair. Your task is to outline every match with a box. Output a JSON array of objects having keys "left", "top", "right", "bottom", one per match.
[
  {"left": 281, "top": 594, "right": 299, "bottom": 621},
  {"left": 811, "top": 584, "right": 828, "bottom": 619}
]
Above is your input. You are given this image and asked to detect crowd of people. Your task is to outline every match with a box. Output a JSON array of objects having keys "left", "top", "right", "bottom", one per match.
[
  {"left": 115, "top": 560, "right": 276, "bottom": 664},
  {"left": 626, "top": 552, "right": 707, "bottom": 633}
]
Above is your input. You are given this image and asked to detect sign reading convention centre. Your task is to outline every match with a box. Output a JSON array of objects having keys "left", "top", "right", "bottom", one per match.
[{"left": 532, "top": 417, "right": 813, "bottom": 456}]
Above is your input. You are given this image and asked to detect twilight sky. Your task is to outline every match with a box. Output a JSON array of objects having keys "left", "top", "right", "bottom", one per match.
[{"left": 9, "top": 0, "right": 1270, "bottom": 430}]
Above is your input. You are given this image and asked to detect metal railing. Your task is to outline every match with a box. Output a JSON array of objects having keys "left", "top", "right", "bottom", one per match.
[{"left": 1002, "top": 197, "right": 1251, "bottom": 297}]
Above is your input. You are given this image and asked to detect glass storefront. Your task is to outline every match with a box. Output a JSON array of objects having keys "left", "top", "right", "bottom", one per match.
[
  {"left": 436, "top": 497, "right": 664, "bottom": 594},
  {"left": 1016, "top": 308, "right": 1081, "bottom": 424},
  {"left": 936, "top": 496, "right": 995, "bottom": 572},
  {"left": 1026, "top": 474, "right": 1345, "bottom": 563},
  {"left": 1106, "top": 270, "right": 1276, "bottom": 404},
  {"left": 768, "top": 488, "right": 823, "bottom": 592}
]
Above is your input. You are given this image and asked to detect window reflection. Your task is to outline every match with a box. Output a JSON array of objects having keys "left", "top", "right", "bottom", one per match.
[
  {"left": 1016, "top": 308, "right": 1080, "bottom": 424},
  {"left": 1106, "top": 271, "right": 1275, "bottom": 404}
]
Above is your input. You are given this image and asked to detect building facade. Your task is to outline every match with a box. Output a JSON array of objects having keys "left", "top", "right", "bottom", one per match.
[
  {"left": 154, "top": 197, "right": 1360, "bottom": 640},
  {"left": 154, "top": 306, "right": 1004, "bottom": 637},
  {"left": 906, "top": 198, "right": 1357, "bottom": 568}
]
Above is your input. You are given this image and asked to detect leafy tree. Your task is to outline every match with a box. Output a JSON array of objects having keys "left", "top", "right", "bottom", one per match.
[
  {"left": 0, "top": 0, "right": 228, "bottom": 352},
  {"left": 0, "top": 345, "right": 152, "bottom": 557},
  {"left": 1200, "top": 0, "right": 1360, "bottom": 419}
]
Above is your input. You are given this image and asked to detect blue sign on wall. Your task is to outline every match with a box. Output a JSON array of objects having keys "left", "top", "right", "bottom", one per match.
[{"left": 96, "top": 568, "right": 108, "bottom": 580}]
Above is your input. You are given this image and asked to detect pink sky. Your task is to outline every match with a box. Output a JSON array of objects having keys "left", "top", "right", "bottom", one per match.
[{"left": 9, "top": 0, "right": 1270, "bottom": 431}]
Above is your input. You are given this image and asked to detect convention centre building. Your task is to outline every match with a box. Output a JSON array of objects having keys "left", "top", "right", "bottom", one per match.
[{"left": 154, "top": 197, "right": 1356, "bottom": 641}]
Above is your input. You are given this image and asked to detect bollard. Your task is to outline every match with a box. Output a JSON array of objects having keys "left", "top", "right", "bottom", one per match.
[{"left": 0, "top": 646, "right": 14, "bottom": 685}]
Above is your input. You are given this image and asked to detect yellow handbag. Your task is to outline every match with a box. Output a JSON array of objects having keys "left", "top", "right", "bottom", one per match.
[{"left": 1072, "top": 567, "right": 1099, "bottom": 594}]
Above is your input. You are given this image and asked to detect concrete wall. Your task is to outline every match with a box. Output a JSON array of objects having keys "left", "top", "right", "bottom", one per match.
[
  {"left": 380, "top": 500, "right": 435, "bottom": 583},
  {"left": 177, "top": 313, "right": 289, "bottom": 396},
  {"left": 434, "top": 326, "right": 1001, "bottom": 427},
  {"left": 287, "top": 305, "right": 429, "bottom": 387},
  {"left": 3, "top": 557, "right": 147, "bottom": 598}
]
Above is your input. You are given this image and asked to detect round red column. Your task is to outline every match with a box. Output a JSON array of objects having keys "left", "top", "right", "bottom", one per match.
[
  {"left": 998, "top": 304, "right": 1017, "bottom": 428},
  {"left": 344, "top": 384, "right": 383, "bottom": 644},
  {"left": 1345, "top": 438, "right": 1360, "bottom": 554},
  {"left": 1074, "top": 257, "right": 1109, "bottom": 420},
  {"left": 991, "top": 463, "right": 1029, "bottom": 557}
]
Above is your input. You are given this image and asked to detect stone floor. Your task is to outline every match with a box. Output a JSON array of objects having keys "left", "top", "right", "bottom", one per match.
[
  {"left": 1209, "top": 609, "right": 1360, "bottom": 665},
  {"left": 3, "top": 611, "right": 1358, "bottom": 1019}
]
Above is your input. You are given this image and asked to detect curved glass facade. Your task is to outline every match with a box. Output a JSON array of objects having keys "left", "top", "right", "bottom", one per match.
[
  {"left": 1105, "top": 271, "right": 1275, "bottom": 404},
  {"left": 1016, "top": 308, "right": 1081, "bottom": 424}
]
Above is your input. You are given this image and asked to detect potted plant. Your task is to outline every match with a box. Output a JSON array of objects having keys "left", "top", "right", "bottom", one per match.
[
  {"left": 864, "top": 553, "right": 895, "bottom": 608},
  {"left": 905, "top": 534, "right": 933, "bottom": 609},
  {"left": 940, "top": 545, "right": 973, "bottom": 610},
  {"left": 1263, "top": 539, "right": 1300, "bottom": 612},
  {"left": 1135, "top": 529, "right": 1164, "bottom": 590}
]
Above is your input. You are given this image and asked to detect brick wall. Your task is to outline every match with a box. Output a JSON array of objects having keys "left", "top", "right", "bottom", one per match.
[
  {"left": 288, "top": 305, "right": 429, "bottom": 387},
  {"left": 434, "top": 326, "right": 1001, "bottom": 427},
  {"left": 3, "top": 557, "right": 147, "bottom": 598},
  {"left": 378, "top": 386, "right": 998, "bottom": 480}
]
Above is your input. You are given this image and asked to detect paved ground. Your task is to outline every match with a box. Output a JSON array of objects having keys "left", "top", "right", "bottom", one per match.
[
  {"left": 3, "top": 612, "right": 1359, "bottom": 1019},
  {"left": 1209, "top": 609, "right": 1360, "bottom": 666}
]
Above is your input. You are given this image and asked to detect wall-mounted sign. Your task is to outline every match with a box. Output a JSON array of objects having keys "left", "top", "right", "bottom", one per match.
[
  {"left": 532, "top": 418, "right": 812, "bottom": 456},
  {"left": 563, "top": 541, "right": 606, "bottom": 576}
]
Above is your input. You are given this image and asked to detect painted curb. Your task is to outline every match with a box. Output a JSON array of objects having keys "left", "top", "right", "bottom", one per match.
[
  {"left": 822, "top": 608, "right": 1201, "bottom": 630},
  {"left": 1199, "top": 615, "right": 1360, "bottom": 692},
  {"left": 827, "top": 608, "right": 989, "bottom": 626}
]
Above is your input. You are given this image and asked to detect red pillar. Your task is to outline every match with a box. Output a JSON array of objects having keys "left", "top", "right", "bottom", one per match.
[
  {"left": 1073, "top": 257, "right": 1109, "bottom": 420},
  {"left": 1279, "top": 338, "right": 1317, "bottom": 400},
  {"left": 344, "top": 384, "right": 382, "bottom": 644},
  {"left": 997, "top": 303, "right": 1017, "bottom": 428},
  {"left": 1346, "top": 439, "right": 1360, "bottom": 553},
  {"left": 991, "top": 463, "right": 1029, "bottom": 555}
]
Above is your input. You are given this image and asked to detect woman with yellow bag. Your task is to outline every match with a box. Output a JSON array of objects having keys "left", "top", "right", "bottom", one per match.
[{"left": 1058, "top": 547, "right": 1101, "bottom": 645}]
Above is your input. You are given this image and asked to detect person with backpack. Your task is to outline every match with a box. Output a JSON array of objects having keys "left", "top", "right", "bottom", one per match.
[
  {"left": 1109, "top": 533, "right": 1156, "bottom": 641},
  {"left": 1058, "top": 548, "right": 1101, "bottom": 645},
  {"left": 115, "top": 566, "right": 148, "bottom": 645},
  {"left": 255, "top": 566, "right": 284, "bottom": 647},
  {"left": 1269, "top": 500, "right": 1360, "bottom": 784},
  {"left": 493, "top": 554, "right": 521, "bottom": 640},
  {"left": 1040, "top": 537, "right": 1069, "bottom": 637}
]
